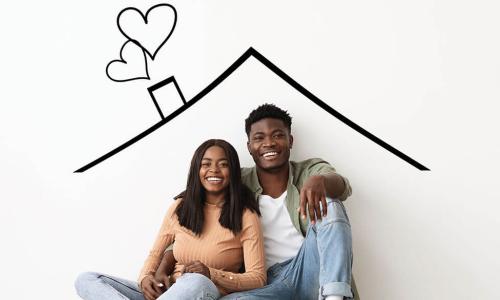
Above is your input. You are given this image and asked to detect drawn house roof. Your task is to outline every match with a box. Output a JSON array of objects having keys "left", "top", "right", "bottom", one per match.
[{"left": 76, "top": 47, "right": 429, "bottom": 172}]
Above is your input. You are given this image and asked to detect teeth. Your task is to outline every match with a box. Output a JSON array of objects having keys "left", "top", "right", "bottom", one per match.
[
  {"left": 207, "top": 177, "right": 222, "bottom": 182},
  {"left": 263, "top": 152, "right": 278, "bottom": 157}
]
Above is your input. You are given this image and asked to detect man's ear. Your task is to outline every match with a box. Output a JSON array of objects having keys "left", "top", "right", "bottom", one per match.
[
  {"left": 247, "top": 140, "right": 251, "bottom": 154},
  {"left": 289, "top": 134, "right": 294, "bottom": 149}
]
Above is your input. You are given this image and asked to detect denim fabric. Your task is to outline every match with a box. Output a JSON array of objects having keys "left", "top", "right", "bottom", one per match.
[
  {"left": 158, "top": 273, "right": 221, "bottom": 300},
  {"left": 75, "top": 272, "right": 145, "bottom": 300},
  {"left": 75, "top": 272, "right": 220, "bottom": 300},
  {"left": 220, "top": 198, "right": 353, "bottom": 300}
]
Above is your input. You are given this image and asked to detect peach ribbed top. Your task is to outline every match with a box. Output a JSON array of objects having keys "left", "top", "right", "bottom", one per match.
[{"left": 138, "top": 199, "right": 266, "bottom": 295}]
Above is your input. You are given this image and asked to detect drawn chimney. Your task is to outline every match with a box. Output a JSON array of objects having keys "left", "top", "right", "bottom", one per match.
[{"left": 147, "top": 77, "right": 186, "bottom": 120}]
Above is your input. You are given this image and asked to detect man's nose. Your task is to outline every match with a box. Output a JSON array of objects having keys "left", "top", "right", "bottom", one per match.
[{"left": 263, "top": 136, "right": 276, "bottom": 147}]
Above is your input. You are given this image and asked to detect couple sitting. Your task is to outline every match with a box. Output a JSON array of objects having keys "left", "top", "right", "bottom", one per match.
[{"left": 75, "top": 104, "right": 355, "bottom": 300}]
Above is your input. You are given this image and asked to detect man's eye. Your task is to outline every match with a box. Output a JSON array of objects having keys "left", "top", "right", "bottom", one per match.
[
  {"left": 253, "top": 136, "right": 263, "bottom": 141},
  {"left": 274, "top": 133, "right": 284, "bottom": 138}
]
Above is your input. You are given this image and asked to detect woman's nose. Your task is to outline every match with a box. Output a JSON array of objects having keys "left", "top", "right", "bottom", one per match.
[{"left": 208, "top": 165, "right": 220, "bottom": 173}]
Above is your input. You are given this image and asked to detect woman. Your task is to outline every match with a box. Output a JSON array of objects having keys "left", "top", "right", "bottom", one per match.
[{"left": 75, "top": 139, "right": 266, "bottom": 300}]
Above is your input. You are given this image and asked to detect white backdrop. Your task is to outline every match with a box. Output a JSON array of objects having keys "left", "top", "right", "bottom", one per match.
[{"left": 1, "top": 1, "right": 499, "bottom": 299}]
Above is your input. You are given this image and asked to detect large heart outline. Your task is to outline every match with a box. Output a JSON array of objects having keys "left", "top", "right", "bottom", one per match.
[
  {"left": 106, "top": 40, "right": 150, "bottom": 82},
  {"left": 117, "top": 3, "right": 177, "bottom": 60}
]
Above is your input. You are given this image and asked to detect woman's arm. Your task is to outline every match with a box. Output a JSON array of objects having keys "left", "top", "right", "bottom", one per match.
[
  {"left": 138, "top": 202, "right": 179, "bottom": 298},
  {"left": 207, "top": 211, "right": 266, "bottom": 293}
]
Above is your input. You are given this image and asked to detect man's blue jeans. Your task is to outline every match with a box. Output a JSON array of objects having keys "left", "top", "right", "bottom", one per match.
[{"left": 220, "top": 199, "right": 353, "bottom": 300}]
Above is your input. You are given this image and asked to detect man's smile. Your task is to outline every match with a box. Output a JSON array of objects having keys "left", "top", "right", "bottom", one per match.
[{"left": 261, "top": 151, "right": 279, "bottom": 160}]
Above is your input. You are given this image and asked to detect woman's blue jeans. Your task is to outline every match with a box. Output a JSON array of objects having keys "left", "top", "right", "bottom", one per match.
[
  {"left": 75, "top": 272, "right": 220, "bottom": 300},
  {"left": 220, "top": 199, "right": 353, "bottom": 300}
]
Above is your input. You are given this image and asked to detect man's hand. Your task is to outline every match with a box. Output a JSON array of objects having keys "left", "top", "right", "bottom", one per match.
[
  {"left": 154, "top": 268, "right": 170, "bottom": 294},
  {"left": 145, "top": 248, "right": 175, "bottom": 300},
  {"left": 183, "top": 260, "right": 211, "bottom": 279},
  {"left": 140, "top": 274, "right": 165, "bottom": 300},
  {"left": 298, "top": 175, "right": 328, "bottom": 225}
]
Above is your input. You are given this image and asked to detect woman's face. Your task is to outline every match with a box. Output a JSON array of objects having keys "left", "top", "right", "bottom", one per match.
[{"left": 199, "top": 145, "right": 230, "bottom": 195}]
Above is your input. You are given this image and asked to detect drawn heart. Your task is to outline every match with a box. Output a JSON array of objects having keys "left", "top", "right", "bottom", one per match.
[
  {"left": 117, "top": 4, "right": 177, "bottom": 59},
  {"left": 106, "top": 40, "right": 149, "bottom": 82}
]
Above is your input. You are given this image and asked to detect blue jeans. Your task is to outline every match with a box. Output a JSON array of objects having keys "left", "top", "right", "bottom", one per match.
[
  {"left": 75, "top": 271, "right": 220, "bottom": 300},
  {"left": 220, "top": 199, "right": 353, "bottom": 300}
]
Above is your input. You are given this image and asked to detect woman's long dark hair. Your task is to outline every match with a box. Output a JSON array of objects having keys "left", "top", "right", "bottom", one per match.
[{"left": 175, "top": 139, "right": 259, "bottom": 236}]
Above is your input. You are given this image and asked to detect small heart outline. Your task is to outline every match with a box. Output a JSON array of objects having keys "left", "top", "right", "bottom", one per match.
[{"left": 106, "top": 40, "right": 150, "bottom": 82}]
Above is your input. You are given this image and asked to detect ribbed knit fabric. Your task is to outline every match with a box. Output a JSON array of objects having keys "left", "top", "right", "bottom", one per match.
[{"left": 138, "top": 200, "right": 266, "bottom": 295}]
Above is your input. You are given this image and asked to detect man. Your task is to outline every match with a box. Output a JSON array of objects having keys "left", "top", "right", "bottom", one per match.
[{"left": 155, "top": 104, "right": 356, "bottom": 299}]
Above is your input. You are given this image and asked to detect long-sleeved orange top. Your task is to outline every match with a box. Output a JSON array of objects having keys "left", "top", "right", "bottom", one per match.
[{"left": 138, "top": 199, "right": 266, "bottom": 295}]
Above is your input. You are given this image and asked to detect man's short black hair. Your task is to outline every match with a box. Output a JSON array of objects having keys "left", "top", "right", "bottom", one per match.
[{"left": 245, "top": 103, "right": 292, "bottom": 136}]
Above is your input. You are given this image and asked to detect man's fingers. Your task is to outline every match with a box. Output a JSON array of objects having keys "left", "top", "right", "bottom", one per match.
[
  {"left": 187, "top": 267, "right": 201, "bottom": 274},
  {"left": 307, "top": 190, "right": 316, "bottom": 224},
  {"left": 314, "top": 193, "right": 323, "bottom": 222},
  {"left": 184, "top": 260, "right": 199, "bottom": 273},
  {"left": 185, "top": 263, "right": 202, "bottom": 274},
  {"left": 151, "top": 278, "right": 164, "bottom": 293},
  {"left": 143, "top": 291, "right": 154, "bottom": 300},
  {"left": 142, "top": 284, "right": 160, "bottom": 300},
  {"left": 321, "top": 194, "right": 328, "bottom": 217},
  {"left": 143, "top": 289, "right": 155, "bottom": 300},
  {"left": 161, "top": 275, "right": 169, "bottom": 289},
  {"left": 299, "top": 189, "right": 307, "bottom": 220},
  {"left": 182, "top": 261, "right": 194, "bottom": 273}
]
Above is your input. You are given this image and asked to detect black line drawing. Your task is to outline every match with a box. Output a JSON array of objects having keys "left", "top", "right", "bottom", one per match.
[
  {"left": 77, "top": 47, "right": 430, "bottom": 173},
  {"left": 106, "top": 3, "right": 177, "bottom": 82},
  {"left": 148, "top": 76, "right": 187, "bottom": 119},
  {"left": 118, "top": 4, "right": 177, "bottom": 60},
  {"left": 106, "top": 41, "right": 150, "bottom": 82}
]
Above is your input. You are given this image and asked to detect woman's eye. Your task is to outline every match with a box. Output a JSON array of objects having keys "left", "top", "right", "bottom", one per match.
[
  {"left": 219, "top": 162, "right": 229, "bottom": 168},
  {"left": 201, "top": 162, "right": 210, "bottom": 167}
]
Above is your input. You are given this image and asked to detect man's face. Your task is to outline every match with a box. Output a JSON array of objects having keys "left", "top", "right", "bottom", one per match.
[{"left": 247, "top": 118, "right": 293, "bottom": 171}]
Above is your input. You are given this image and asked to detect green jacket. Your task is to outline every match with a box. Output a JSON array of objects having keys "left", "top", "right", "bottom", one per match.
[
  {"left": 241, "top": 158, "right": 352, "bottom": 235},
  {"left": 241, "top": 158, "right": 359, "bottom": 299}
]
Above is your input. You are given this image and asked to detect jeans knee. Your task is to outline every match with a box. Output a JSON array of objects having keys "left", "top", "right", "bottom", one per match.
[
  {"left": 178, "top": 272, "right": 212, "bottom": 286},
  {"left": 74, "top": 272, "right": 99, "bottom": 296},
  {"left": 166, "top": 273, "right": 219, "bottom": 299},
  {"left": 321, "top": 198, "right": 349, "bottom": 225}
]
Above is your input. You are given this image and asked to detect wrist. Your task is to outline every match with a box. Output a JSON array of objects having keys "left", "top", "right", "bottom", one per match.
[{"left": 139, "top": 273, "right": 154, "bottom": 289}]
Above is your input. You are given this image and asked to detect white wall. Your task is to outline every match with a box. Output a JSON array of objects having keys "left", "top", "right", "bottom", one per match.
[{"left": 1, "top": 1, "right": 499, "bottom": 299}]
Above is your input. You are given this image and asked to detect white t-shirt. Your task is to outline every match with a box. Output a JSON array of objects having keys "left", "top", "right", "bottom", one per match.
[{"left": 259, "top": 191, "right": 304, "bottom": 270}]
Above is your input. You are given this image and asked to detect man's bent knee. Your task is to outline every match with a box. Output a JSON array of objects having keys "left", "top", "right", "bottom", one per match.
[{"left": 319, "top": 198, "right": 349, "bottom": 226}]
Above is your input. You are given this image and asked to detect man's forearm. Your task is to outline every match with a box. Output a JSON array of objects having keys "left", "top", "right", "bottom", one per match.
[{"left": 156, "top": 250, "right": 176, "bottom": 277}]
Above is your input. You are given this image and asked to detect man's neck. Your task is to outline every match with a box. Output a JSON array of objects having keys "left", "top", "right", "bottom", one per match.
[{"left": 256, "top": 163, "right": 289, "bottom": 198}]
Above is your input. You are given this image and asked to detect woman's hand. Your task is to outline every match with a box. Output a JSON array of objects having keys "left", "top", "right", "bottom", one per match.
[
  {"left": 183, "top": 260, "right": 211, "bottom": 279},
  {"left": 140, "top": 275, "right": 165, "bottom": 300}
]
